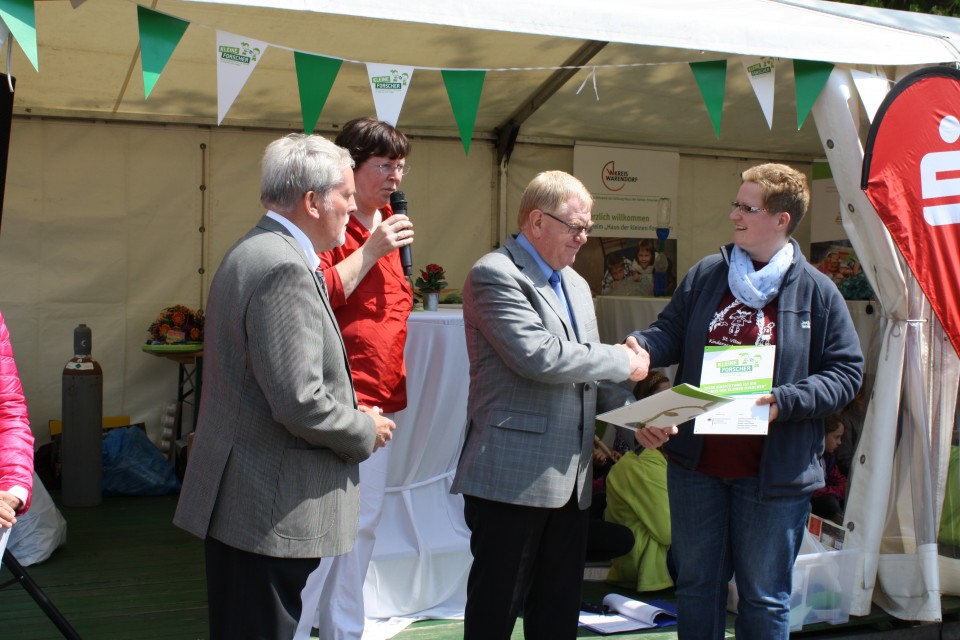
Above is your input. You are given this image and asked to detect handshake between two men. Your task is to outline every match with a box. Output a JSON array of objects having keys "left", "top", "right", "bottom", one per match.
[{"left": 618, "top": 335, "right": 650, "bottom": 382}]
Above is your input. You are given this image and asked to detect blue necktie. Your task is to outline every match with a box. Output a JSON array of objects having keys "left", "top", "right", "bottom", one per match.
[{"left": 549, "top": 270, "right": 574, "bottom": 328}]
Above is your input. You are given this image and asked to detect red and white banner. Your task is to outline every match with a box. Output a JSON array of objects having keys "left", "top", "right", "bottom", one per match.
[{"left": 863, "top": 67, "right": 960, "bottom": 356}]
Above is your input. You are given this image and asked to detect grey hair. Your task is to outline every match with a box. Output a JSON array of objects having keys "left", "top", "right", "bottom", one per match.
[
  {"left": 517, "top": 171, "right": 592, "bottom": 230},
  {"left": 260, "top": 133, "right": 354, "bottom": 213}
]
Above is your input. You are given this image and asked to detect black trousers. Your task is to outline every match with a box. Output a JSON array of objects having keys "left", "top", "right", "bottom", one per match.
[
  {"left": 204, "top": 536, "right": 319, "bottom": 640},
  {"left": 462, "top": 493, "right": 589, "bottom": 640}
]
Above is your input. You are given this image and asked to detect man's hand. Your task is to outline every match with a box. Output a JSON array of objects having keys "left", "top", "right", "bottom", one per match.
[
  {"left": 634, "top": 425, "right": 678, "bottom": 450},
  {"left": 755, "top": 393, "right": 779, "bottom": 423},
  {"left": 361, "top": 405, "right": 397, "bottom": 451},
  {"left": 617, "top": 341, "right": 650, "bottom": 382}
]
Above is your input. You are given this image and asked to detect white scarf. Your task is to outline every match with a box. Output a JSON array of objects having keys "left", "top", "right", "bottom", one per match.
[{"left": 727, "top": 242, "right": 794, "bottom": 310}]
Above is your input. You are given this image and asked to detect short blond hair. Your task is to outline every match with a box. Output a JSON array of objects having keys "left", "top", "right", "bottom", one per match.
[
  {"left": 517, "top": 171, "right": 592, "bottom": 229},
  {"left": 741, "top": 163, "right": 810, "bottom": 234}
]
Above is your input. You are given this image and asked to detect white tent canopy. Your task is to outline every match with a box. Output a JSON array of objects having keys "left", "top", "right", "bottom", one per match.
[
  {"left": 8, "top": 0, "right": 960, "bottom": 157},
  {"left": 2, "top": 0, "right": 960, "bottom": 625}
]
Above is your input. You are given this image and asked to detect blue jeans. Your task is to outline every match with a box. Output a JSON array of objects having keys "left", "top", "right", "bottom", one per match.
[{"left": 667, "top": 463, "right": 809, "bottom": 640}]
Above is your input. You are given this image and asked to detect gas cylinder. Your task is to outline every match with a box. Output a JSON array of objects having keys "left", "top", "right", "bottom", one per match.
[{"left": 61, "top": 324, "right": 103, "bottom": 507}]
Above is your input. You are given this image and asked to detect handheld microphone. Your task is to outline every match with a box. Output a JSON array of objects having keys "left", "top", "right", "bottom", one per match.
[{"left": 390, "top": 190, "right": 413, "bottom": 276}]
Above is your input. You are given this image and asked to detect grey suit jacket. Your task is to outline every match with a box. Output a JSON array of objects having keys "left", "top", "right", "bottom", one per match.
[
  {"left": 173, "top": 215, "right": 377, "bottom": 558},
  {"left": 451, "top": 235, "right": 634, "bottom": 510}
]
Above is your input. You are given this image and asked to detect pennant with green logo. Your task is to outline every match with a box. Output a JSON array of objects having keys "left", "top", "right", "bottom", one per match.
[
  {"left": 216, "top": 31, "right": 269, "bottom": 125},
  {"left": 137, "top": 6, "right": 189, "bottom": 99},
  {"left": 442, "top": 70, "right": 485, "bottom": 154},
  {"left": 794, "top": 59, "right": 834, "bottom": 130},
  {"left": 689, "top": 60, "right": 727, "bottom": 138},
  {"left": 0, "top": 0, "right": 37, "bottom": 71},
  {"left": 294, "top": 52, "right": 342, "bottom": 134}
]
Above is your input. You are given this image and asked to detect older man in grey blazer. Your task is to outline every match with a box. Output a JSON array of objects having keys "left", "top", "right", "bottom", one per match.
[
  {"left": 451, "top": 170, "right": 649, "bottom": 639},
  {"left": 174, "top": 134, "right": 396, "bottom": 640}
]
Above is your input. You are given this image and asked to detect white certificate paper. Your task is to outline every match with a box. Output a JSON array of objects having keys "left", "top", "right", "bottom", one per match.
[
  {"left": 596, "top": 383, "right": 733, "bottom": 430},
  {"left": 694, "top": 344, "right": 775, "bottom": 435}
]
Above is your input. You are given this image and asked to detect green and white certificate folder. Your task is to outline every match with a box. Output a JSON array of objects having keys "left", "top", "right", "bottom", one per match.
[{"left": 596, "top": 383, "right": 733, "bottom": 430}]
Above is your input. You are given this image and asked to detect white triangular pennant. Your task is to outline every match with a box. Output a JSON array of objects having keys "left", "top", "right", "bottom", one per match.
[
  {"left": 741, "top": 56, "right": 776, "bottom": 130},
  {"left": 851, "top": 68, "right": 891, "bottom": 124},
  {"left": 366, "top": 63, "right": 413, "bottom": 127},
  {"left": 216, "top": 31, "right": 269, "bottom": 125}
]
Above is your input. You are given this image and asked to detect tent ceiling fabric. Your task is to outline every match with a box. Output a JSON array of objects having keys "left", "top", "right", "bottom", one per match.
[{"left": 9, "top": 0, "right": 960, "bottom": 158}]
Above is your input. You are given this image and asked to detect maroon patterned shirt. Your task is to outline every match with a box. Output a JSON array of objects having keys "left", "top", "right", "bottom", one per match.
[{"left": 695, "top": 291, "right": 777, "bottom": 478}]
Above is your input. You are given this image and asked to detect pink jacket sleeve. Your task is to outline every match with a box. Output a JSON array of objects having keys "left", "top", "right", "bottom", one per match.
[{"left": 0, "top": 312, "right": 33, "bottom": 514}]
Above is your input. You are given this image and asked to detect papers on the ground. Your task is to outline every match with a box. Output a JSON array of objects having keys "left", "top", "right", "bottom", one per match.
[
  {"left": 596, "top": 383, "right": 733, "bottom": 430},
  {"left": 578, "top": 594, "right": 677, "bottom": 634},
  {"left": 693, "top": 344, "right": 775, "bottom": 435}
]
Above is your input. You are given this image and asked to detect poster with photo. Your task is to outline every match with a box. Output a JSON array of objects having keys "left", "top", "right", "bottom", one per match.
[
  {"left": 810, "top": 162, "right": 874, "bottom": 301},
  {"left": 575, "top": 236, "right": 678, "bottom": 298},
  {"left": 810, "top": 241, "right": 874, "bottom": 301},
  {"left": 573, "top": 144, "right": 679, "bottom": 297}
]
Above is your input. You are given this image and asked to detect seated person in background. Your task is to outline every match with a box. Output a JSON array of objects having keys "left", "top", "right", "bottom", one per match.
[
  {"left": 586, "top": 436, "right": 634, "bottom": 565},
  {"left": 603, "top": 370, "right": 674, "bottom": 592},
  {"left": 811, "top": 415, "right": 847, "bottom": 524}
]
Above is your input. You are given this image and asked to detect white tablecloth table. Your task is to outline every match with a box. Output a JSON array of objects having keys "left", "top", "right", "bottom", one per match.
[{"left": 363, "top": 308, "right": 472, "bottom": 621}]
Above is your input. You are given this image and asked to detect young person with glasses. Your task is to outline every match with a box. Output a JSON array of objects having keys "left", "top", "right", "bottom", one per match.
[{"left": 629, "top": 163, "right": 863, "bottom": 639}]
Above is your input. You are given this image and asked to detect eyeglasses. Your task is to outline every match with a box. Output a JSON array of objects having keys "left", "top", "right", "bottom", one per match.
[
  {"left": 372, "top": 162, "right": 410, "bottom": 176},
  {"left": 731, "top": 201, "right": 769, "bottom": 215},
  {"left": 540, "top": 210, "right": 594, "bottom": 237}
]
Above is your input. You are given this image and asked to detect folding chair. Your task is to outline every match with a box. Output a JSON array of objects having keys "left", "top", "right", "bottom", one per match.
[{"left": 1, "top": 549, "right": 82, "bottom": 639}]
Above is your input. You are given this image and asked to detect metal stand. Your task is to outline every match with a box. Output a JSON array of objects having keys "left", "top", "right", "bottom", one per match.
[
  {"left": 175, "top": 355, "right": 202, "bottom": 439},
  {"left": 1, "top": 549, "right": 82, "bottom": 639}
]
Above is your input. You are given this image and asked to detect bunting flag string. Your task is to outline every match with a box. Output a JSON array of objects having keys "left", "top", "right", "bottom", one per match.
[
  {"left": 137, "top": 6, "right": 189, "bottom": 99},
  {"left": 367, "top": 63, "right": 414, "bottom": 127},
  {"left": 442, "top": 70, "right": 485, "bottom": 154},
  {"left": 851, "top": 68, "right": 892, "bottom": 123},
  {"left": 741, "top": 56, "right": 776, "bottom": 130},
  {"left": 0, "top": 0, "right": 890, "bottom": 154},
  {"left": 794, "top": 59, "right": 835, "bottom": 130},
  {"left": 295, "top": 52, "right": 342, "bottom": 134},
  {"left": 689, "top": 60, "right": 727, "bottom": 138},
  {"left": 0, "top": 0, "right": 37, "bottom": 71},
  {"left": 215, "top": 31, "right": 268, "bottom": 125}
]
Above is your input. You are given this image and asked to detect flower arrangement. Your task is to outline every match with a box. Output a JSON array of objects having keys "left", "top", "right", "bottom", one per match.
[
  {"left": 414, "top": 263, "right": 447, "bottom": 293},
  {"left": 147, "top": 304, "right": 204, "bottom": 345}
]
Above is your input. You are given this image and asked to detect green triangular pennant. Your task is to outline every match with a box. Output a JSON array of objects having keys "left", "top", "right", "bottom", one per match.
[
  {"left": 0, "top": 0, "right": 37, "bottom": 71},
  {"left": 137, "top": 6, "right": 189, "bottom": 99},
  {"left": 689, "top": 60, "right": 727, "bottom": 138},
  {"left": 441, "top": 70, "right": 485, "bottom": 154},
  {"left": 794, "top": 60, "right": 834, "bottom": 130},
  {"left": 294, "top": 52, "right": 342, "bottom": 134}
]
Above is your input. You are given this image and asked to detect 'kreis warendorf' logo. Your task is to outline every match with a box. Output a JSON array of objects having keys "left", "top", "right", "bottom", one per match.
[{"left": 601, "top": 160, "right": 638, "bottom": 192}]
